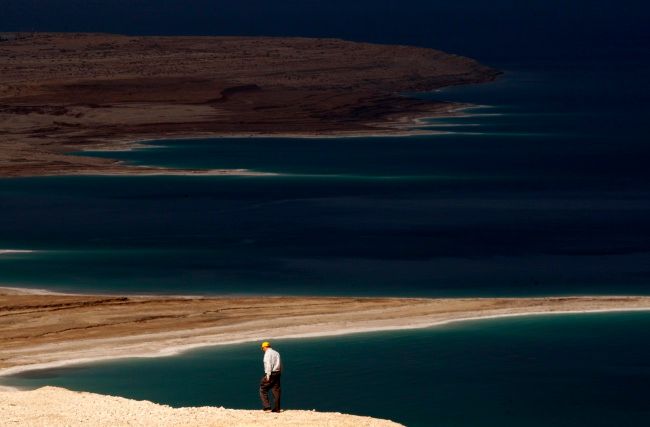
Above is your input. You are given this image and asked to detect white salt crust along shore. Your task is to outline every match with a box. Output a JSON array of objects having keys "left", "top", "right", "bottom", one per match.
[
  {"left": 71, "top": 167, "right": 279, "bottom": 177},
  {"left": 0, "top": 249, "right": 33, "bottom": 255},
  {"left": 0, "top": 386, "right": 403, "bottom": 427}
]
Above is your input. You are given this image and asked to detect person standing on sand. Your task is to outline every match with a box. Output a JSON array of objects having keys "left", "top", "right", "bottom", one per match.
[{"left": 259, "top": 341, "right": 282, "bottom": 412}]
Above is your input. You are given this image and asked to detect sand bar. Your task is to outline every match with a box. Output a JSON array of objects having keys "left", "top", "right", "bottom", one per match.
[{"left": 1, "top": 289, "right": 649, "bottom": 376}]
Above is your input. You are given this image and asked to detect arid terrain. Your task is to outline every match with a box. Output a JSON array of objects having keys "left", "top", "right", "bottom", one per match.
[
  {"left": 0, "top": 32, "right": 499, "bottom": 176},
  {"left": 1, "top": 289, "right": 648, "bottom": 375}
]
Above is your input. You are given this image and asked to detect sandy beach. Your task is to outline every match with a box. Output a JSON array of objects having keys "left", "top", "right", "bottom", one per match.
[{"left": 1, "top": 289, "right": 649, "bottom": 376}]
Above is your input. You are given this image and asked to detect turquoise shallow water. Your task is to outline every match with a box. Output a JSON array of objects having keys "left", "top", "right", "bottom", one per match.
[{"left": 5, "top": 312, "right": 650, "bottom": 427}]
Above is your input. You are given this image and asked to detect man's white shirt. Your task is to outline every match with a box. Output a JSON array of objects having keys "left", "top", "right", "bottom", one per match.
[{"left": 263, "top": 348, "right": 282, "bottom": 375}]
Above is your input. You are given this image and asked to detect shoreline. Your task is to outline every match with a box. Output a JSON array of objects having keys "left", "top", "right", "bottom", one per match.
[
  {"left": 0, "top": 117, "right": 455, "bottom": 179},
  {"left": 0, "top": 120, "right": 456, "bottom": 179},
  {"left": 73, "top": 103, "right": 476, "bottom": 154},
  {"left": 0, "top": 33, "right": 500, "bottom": 178},
  {"left": 2, "top": 306, "right": 650, "bottom": 381},
  {"left": 0, "top": 106, "right": 479, "bottom": 179},
  {"left": 1, "top": 289, "right": 649, "bottom": 380}
]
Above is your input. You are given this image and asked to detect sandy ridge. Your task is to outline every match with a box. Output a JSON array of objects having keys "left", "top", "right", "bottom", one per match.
[{"left": 0, "top": 386, "right": 403, "bottom": 427}]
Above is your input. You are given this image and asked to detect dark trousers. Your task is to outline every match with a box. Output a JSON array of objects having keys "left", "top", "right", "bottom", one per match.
[{"left": 259, "top": 371, "right": 281, "bottom": 411}]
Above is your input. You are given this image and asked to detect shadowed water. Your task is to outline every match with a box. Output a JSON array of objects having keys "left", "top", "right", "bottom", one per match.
[{"left": 1, "top": 63, "right": 648, "bottom": 296}]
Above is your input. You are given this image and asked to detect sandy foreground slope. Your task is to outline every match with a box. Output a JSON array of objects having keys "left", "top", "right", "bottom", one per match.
[
  {"left": 0, "top": 33, "right": 500, "bottom": 177},
  {"left": 0, "top": 386, "right": 403, "bottom": 427}
]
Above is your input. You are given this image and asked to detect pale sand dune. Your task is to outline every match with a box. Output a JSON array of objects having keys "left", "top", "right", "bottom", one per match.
[{"left": 0, "top": 386, "right": 402, "bottom": 427}]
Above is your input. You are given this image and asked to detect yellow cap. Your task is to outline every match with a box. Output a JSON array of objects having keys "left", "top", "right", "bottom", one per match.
[{"left": 261, "top": 341, "right": 271, "bottom": 348}]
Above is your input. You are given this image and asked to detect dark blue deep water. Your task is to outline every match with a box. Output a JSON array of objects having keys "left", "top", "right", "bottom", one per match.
[
  {"left": 1, "top": 1, "right": 649, "bottom": 425},
  {"left": 3, "top": 1, "right": 648, "bottom": 63},
  {"left": 5, "top": 313, "right": 650, "bottom": 427}
]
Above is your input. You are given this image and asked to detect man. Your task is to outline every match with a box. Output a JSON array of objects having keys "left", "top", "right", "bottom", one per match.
[{"left": 259, "top": 341, "right": 282, "bottom": 412}]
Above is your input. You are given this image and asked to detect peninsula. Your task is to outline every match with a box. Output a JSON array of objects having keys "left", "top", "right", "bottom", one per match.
[{"left": 0, "top": 33, "right": 499, "bottom": 177}]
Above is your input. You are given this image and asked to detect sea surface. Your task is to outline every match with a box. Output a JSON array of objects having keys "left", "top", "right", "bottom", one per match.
[
  {"left": 0, "top": 63, "right": 648, "bottom": 296},
  {"left": 5, "top": 312, "right": 650, "bottom": 427},
  {"left": 1, "top": 1, "right": 649, "bottom": 425}
]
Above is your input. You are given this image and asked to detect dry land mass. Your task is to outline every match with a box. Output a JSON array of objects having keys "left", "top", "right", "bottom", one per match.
[
  {"left": 1, "top": 289, "right": 649, "bottom": 375},
  {"left": 0, "top": 32, "right": 500, "bottom": 177}
]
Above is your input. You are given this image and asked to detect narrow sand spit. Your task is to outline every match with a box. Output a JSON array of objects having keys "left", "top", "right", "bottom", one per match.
[
  {"left": 1, "top": 291, "right": 649, "bottom": 376},
  {"left": 0, "top": 386, "right": 402, "bottom": 427}
]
